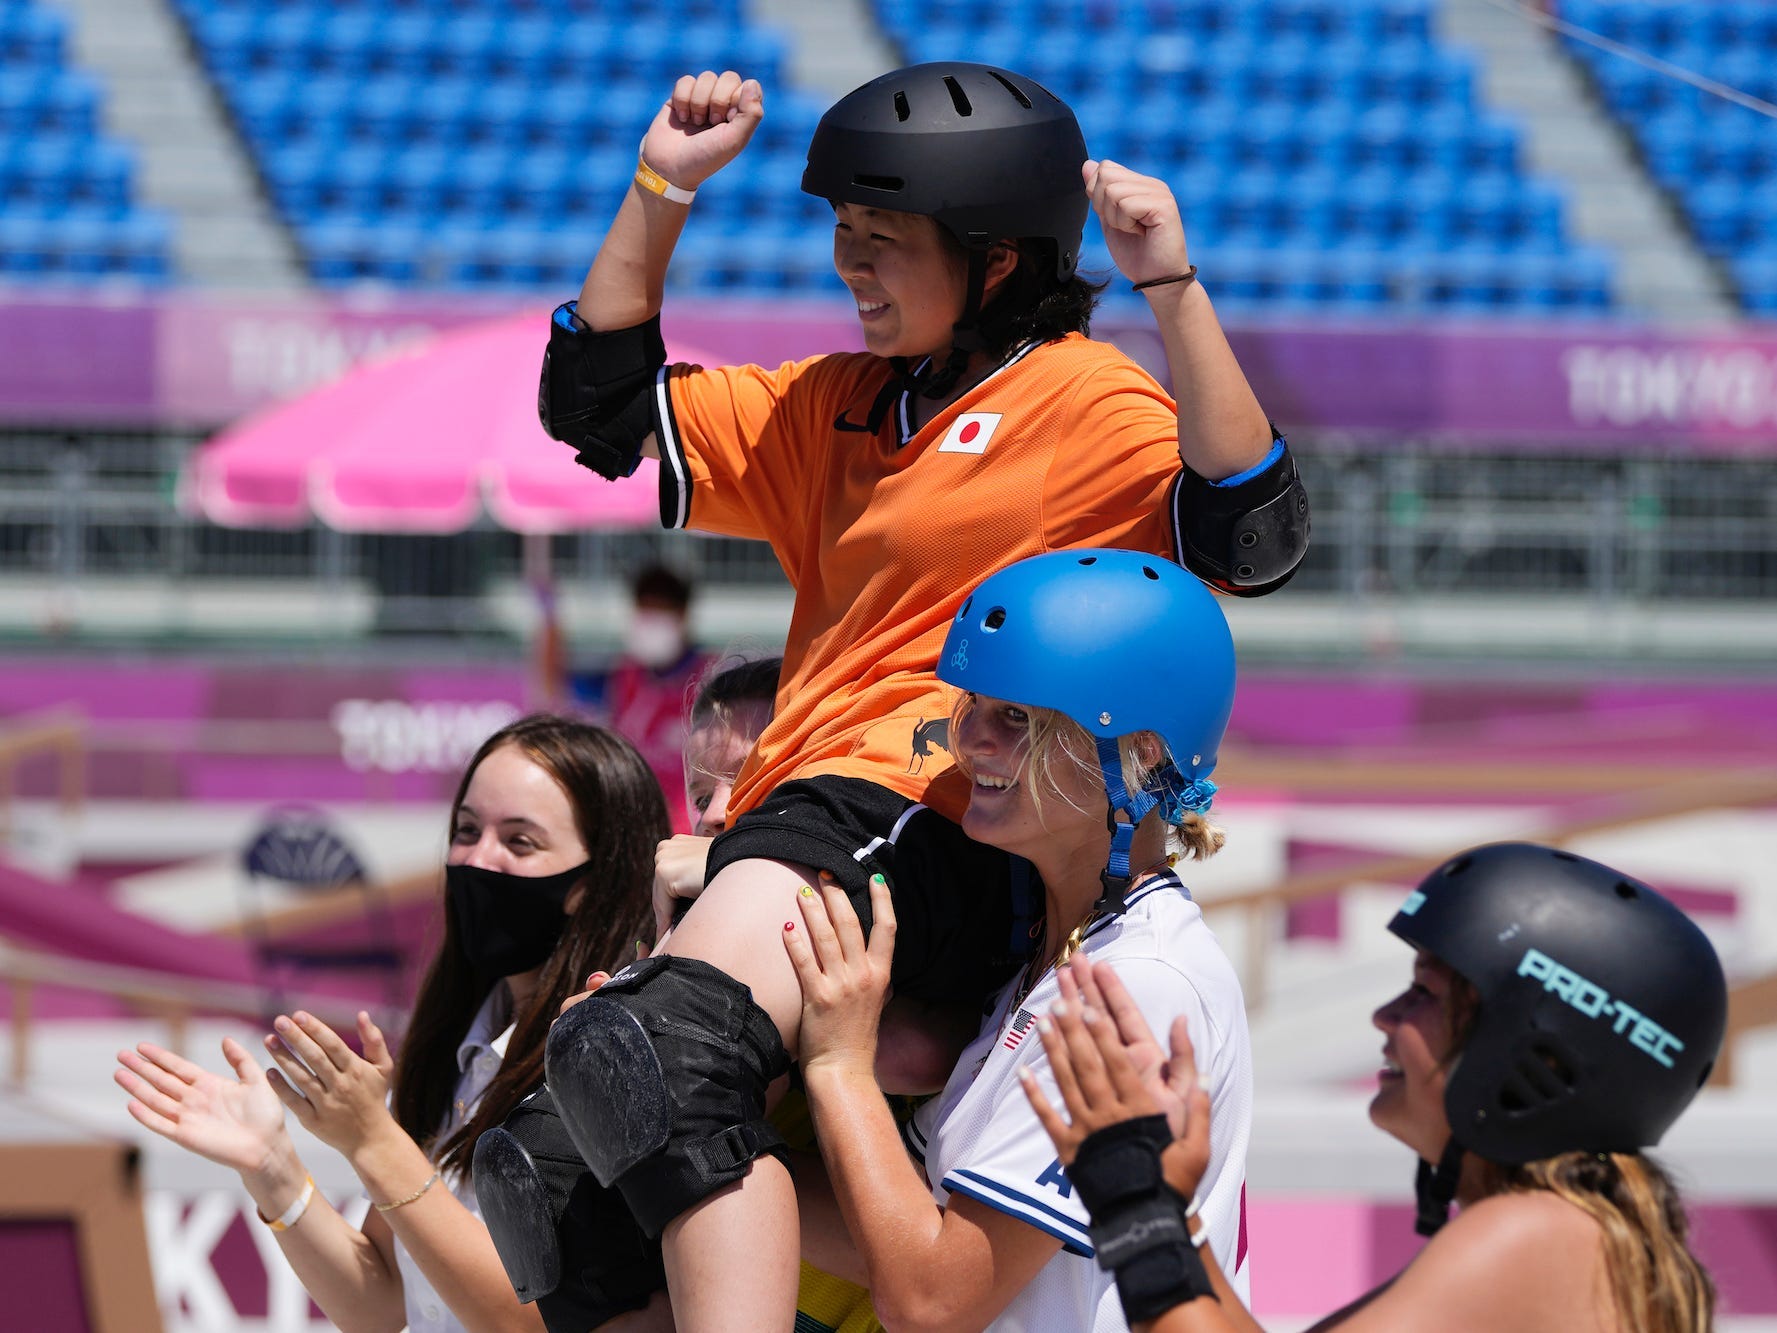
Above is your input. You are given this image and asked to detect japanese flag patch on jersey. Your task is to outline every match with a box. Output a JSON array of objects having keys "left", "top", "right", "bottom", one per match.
[{"left": 937, "top": 412, "right": 1002, "bottom": 454}]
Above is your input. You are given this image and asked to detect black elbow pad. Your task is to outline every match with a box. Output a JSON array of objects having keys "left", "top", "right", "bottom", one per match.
[
  {"left": 1175, "top": 434, "right": 1310, "bottom": 597},
  {"left": 537, "top": 302, "right": 667, "bottom": 480}
]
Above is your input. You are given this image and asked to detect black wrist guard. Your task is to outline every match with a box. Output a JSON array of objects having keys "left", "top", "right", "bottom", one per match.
[
  {"left": 537, "top": 302, "right": 666, "bottom": 480},
  {"left": 1072, "top": 1115, "right": 1218, "bottom": 1323},
  {"left": 1175, "top": 433, "right": 1310, "bottom": 597}
]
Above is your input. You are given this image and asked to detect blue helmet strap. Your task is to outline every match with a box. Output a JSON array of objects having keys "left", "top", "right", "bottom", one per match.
[{"left": 1095, "top": 736, "right": 1159, "bottom": 915}]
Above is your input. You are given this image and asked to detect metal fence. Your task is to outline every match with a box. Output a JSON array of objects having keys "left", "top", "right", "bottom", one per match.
[{"left": 2, "top": 430, "right": 1772, "bottom": 655}]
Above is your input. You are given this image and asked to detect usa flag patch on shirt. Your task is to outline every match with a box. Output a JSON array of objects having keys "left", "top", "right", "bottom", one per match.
[
  {"left": 937, "top": 412, "right": 1002, "bottom": 454},
  {"left": 1003, "top": 1006, "right": 1037, "bottom": 1050}
]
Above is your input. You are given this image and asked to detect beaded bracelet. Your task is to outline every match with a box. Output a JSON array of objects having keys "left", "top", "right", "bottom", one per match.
[{"left": 374, "top": 1169, "right": 440, "bottom": 1213}]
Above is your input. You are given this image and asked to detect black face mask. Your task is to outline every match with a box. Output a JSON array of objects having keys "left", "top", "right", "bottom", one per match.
[{"left": 445, "top": 860, "right": 591, "bottom": 978}]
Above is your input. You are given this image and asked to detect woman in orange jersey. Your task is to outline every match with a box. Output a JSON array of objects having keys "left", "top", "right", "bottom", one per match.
[{"left": 535, "top": 62, "right": 1308, "bottom": 1331}]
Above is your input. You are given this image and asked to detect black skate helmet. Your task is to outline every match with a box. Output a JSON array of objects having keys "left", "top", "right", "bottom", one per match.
[
  {"left": 802, "top": 62, "right": 1089, "bottom": 284},
  {"left": 1388, "top": 842, "right": 1726, "bottom": 1230}
]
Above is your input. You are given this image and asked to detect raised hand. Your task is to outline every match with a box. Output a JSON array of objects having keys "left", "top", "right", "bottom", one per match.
[
  {"left": 1082, "top": 158, "right": 1193, "bottom": 289},
  {"left": 116, "top": 1037, "right": 289, "bottom": 1176},
  {"left": 640, "top": 70, "right": 766, "bottom": 193},
  {"left": 782, "top": 871, "right": 896, "bottom": 1075},
  {"left": 263, "top": 1010, "right": 398, "bottom": 1161},
  {"left": 1019, "top": 957, "right": 1213, "bottom": 1202}
]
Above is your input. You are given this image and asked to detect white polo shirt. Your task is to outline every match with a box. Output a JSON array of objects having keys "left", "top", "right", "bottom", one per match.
[
  {"left": 393, "top": 985, "right": 515, "bottom": 1333},
  {"left": 906, "top": 871, "right": 1253, "bottom": 1332}
]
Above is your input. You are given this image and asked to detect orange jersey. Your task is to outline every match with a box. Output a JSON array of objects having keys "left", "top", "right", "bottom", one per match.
[{"left": 655, "top": 333, "right": 1184, "bottom": 821}]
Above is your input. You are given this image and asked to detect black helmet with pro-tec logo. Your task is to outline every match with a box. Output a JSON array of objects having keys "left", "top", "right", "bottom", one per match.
[
  {"left": 1388, "top": 842, "right": 1726, "bottom": 1230},
  {"left": 801, "top": 61, "right": 1089, "bottom": 283}
]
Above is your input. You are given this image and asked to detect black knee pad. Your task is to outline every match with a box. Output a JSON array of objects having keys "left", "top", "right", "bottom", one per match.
[
  {"left": 472, "top": 1086, "right": 666, "bottom": 1333},
  {"left": 545, "top": 955, "right": 791, "bottom": 1237}
]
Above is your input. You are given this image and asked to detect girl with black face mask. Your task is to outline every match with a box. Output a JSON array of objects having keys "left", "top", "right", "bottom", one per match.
[{"left": 115, "top": 715, "right": 667, "bottom": 1333}]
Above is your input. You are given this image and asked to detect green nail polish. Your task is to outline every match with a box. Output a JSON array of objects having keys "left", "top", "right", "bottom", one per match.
[
  {"left": 799, "top": 884, "right": 816, "bottom": 898},
  {"left": 870, "top": 873, "right": 887, "bottom": 886}
]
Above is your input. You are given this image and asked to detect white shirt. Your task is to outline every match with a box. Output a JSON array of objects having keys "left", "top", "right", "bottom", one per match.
[
  {"left": 393, "top": 986, "right": 515, "bottom": 1333},
  {"left": 907, "top": 871, "right": 1253, "bottom": 1332}
]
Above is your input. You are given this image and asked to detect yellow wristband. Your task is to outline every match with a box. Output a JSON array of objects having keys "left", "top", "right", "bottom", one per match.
[
  {"left": 257, "top": 1174, "right": 315, "bottom": 1232},
  {"left": 635, "top": 155, "right": 696, "bottom": 205},
  {"left": 373, "top": 1169, "right": 440, "bottom": 1213}
]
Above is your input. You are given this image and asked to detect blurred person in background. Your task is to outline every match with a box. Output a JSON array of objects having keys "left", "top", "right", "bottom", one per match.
[
  {"left": 568, "top": 560, "right": 712, "bottom": 831},
  {"left": 115, "top": 715, "right": 669, "bottom": 1333},
  {"left": 1025, "top": 843, "right": 1723, "bottom": 1333},
  {"left": 536, "top": 60, "right": 1307, "bottom": 1332}
]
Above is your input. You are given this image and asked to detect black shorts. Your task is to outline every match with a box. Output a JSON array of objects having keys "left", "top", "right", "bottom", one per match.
[{"left": 704, "top": 776, "right": 1038, "bottom": 1009}]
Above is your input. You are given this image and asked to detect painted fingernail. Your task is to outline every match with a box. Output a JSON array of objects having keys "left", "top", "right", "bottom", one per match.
[
  {"left": 1051, "top": 1001, "right": 1070, "bottom": 1019},
  {"left": 635, "top": 940, "right": 645, "bottom": 958},
  {"left": 1036, "top": 1018, "right": 1052, "bottom": 1034},
  {"left": 1081, "top": 1005, "right": 1101, "bottom": 1024},
  {"left": 784, "top": 921, "right": 795, "bottom": 932},
  {"left": 799, "top": 884, "right": 816, "bottom": 898},
  {"left": 870, "top": 873, "right": 886, "bottom": 887}
]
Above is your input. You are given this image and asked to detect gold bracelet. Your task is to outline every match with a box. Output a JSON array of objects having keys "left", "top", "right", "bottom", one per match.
[
  {"left": 634, "top": 146, "right": 696, "bottom": 206},
  {"left": 373, "top": 1169, "right": 440, "bottom": 1213},
  {"left": 256, "top": 1174, "right": 315, "bottom": 1232}
]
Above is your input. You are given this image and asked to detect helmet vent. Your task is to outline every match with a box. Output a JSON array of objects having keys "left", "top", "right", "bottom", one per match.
[
  {"left": 990, "top": 71, "right": 1034, "bottom": 108},
  {"left": 1614, "top": 881, "right": 1639, "bottom": 900},
  {"left": 984, "top": 606, "right": 1007, "bottom": 631},
  {"left": 1142, "top": 564, "right": 1160, "bottom": 580},
  {"left": 1443, "top": 855, "right": 1472, "bottom": 877},
  {"left": 943, "top": 76, "right": 972, "bottom": 116},
  {"left": 1077, "top": 555, "right": 1097, "bottom": 565},
  {"left": 1499, "top": 1041, "right": 1576, "bottom": 1113},
  {"left": 958, "top": 596, "right": 972, "bottom": 620},
  {"left": 893, "top": 91, "right": 910, "bottom": 122},
  {"left": 1551, "top": 850, "right": 1580, "bottom": 862},
  {"left": 853, "top": 174, "right": 905, "bottom": 193}
]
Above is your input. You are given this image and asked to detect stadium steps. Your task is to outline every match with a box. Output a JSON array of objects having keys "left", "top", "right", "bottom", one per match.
[
  {"left": 751, "top": 0, "right": 900, "bottom": 99},
  {"left": 45, "top": 0, "right": 305, "bottom": 287},
  {"left": 1437, "top": 0, "right": 1735, "bottom": 320}
]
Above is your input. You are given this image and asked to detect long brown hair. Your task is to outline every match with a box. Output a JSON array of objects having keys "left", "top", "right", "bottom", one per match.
[
  {"left": 391, "top": 714, "right": 667, "bottom": 1179},
  {"left": 1476, "top": 1153, "right": 1715, "bottom": 1333},
  {"left": 1444, "top": 981, "right": 1716, "bottom": 1332}
]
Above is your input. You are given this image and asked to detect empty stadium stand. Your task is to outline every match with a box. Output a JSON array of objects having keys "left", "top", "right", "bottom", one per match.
[
  {"left": 0, "top": 0, "right": 172, "bottom": 280},
  {"left": 877, "top": 0, "right": 1618, "bottom": 314},
  {"left": 1556, "top": 0, "right": 1777, "bottom": 315},
  {"left": 165, "top": 0, "right": 1622, "bottom": 313}
]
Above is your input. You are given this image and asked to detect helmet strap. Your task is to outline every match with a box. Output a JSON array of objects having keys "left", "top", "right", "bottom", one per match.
[
  {"left": 1094, "top": 736, "right": 1160, "bottom": 916},
  {"left": 1413, "top": 1137, "right": 1465, "bottom": 1237},
  {"left": 914, "top": 246, "right": 991, "bottom": 401}
]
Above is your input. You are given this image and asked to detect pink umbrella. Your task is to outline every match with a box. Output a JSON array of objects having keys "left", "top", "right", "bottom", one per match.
[{"left": 185, "top": 308, "right": 706, "bottom": 535}]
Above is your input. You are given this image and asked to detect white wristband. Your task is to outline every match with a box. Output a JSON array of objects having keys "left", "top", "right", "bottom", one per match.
[
  {"left": 634, "top": 141, "right": 696, "bottom": 205},
  {"left": 258, "top": 1174, "right": 315, "bottom": 1232},
  {"left": 1184, "top": 1195, "right": 1209, "bottom": 1248}
]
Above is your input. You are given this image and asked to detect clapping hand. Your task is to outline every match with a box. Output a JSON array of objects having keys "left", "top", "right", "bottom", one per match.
[{"left": 1019, "top": 956, "right": 1212, "bottom": 1203}]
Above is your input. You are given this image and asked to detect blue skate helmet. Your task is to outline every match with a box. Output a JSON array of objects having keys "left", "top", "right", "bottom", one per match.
[{"left": 938, "top": 548, "right": 1236, "bottom": 911}]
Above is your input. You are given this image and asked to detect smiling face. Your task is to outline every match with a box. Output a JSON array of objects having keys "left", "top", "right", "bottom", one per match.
[
  {"left": 1370, "top": 951, "right": 1464, "bottom": 1161},
  {"left": 683, "top": 701, "right": 771, "bottom": 837},
  {"left": 832, "top": 202, "right": 974, "bottom": 360},
  {"left": 449, "top": 742, "right": 589, "bottom": 877},
  {"left": 952, "top": 693, "right": 1109, "bottom": 873}
]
